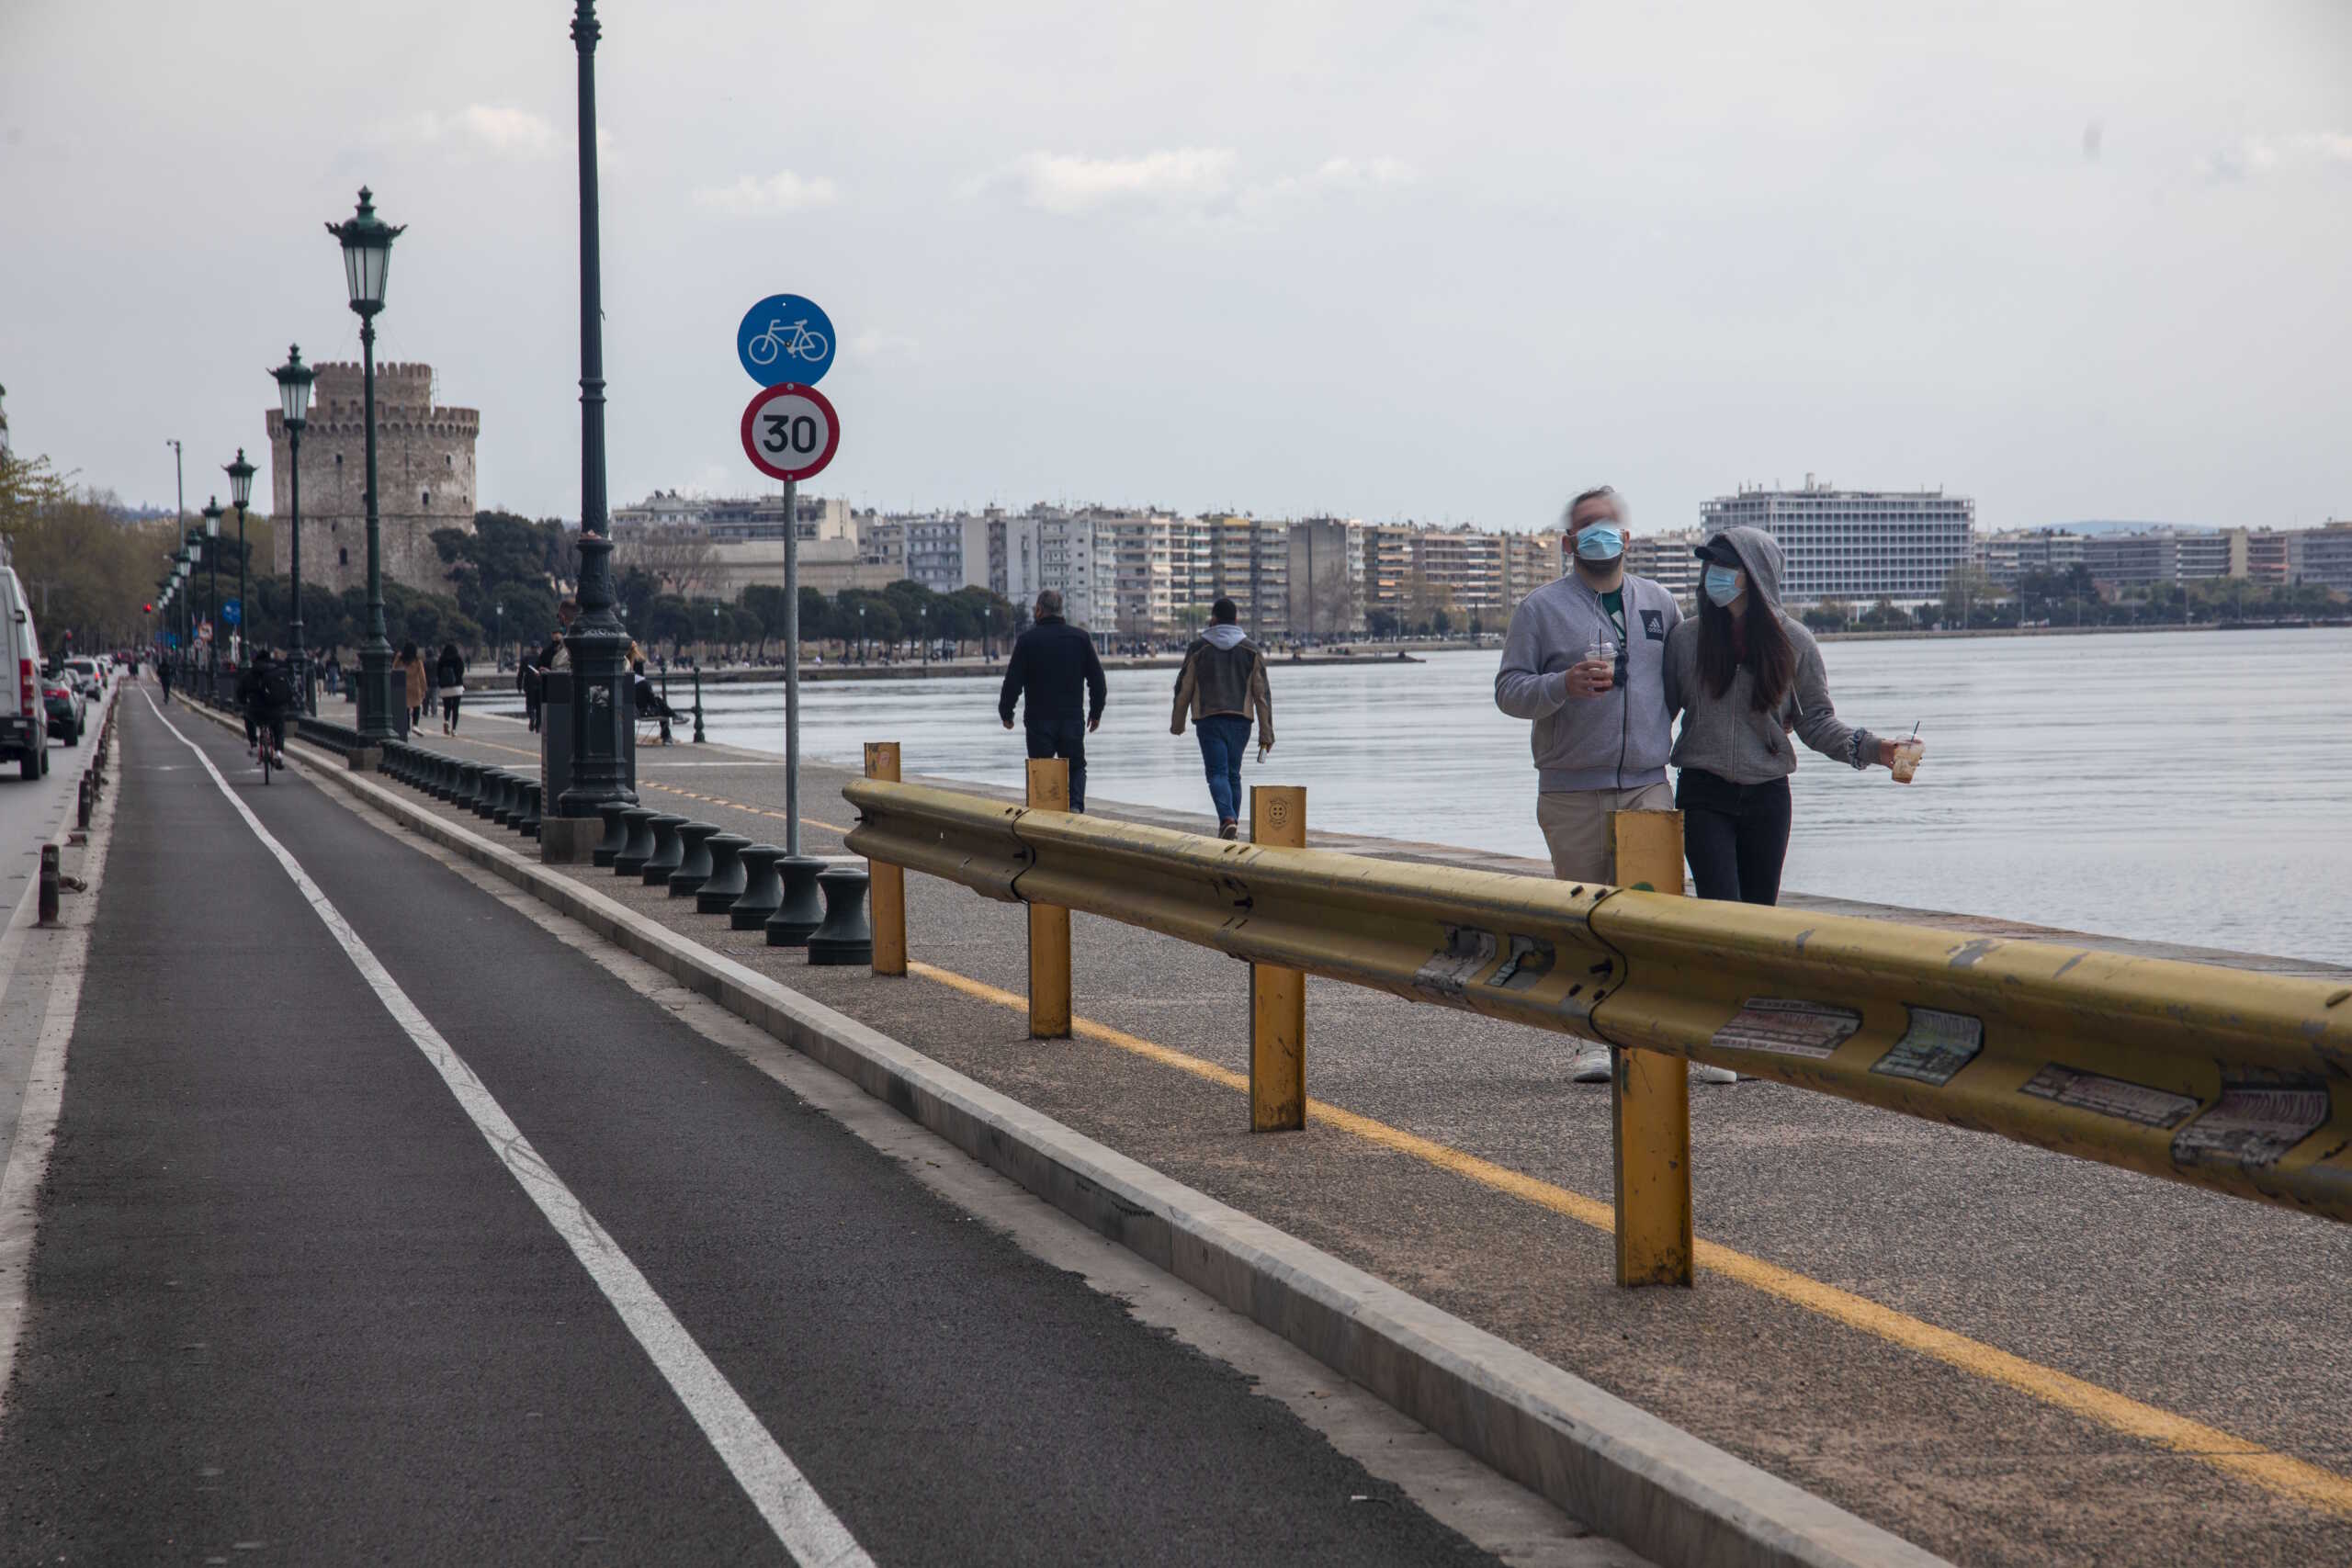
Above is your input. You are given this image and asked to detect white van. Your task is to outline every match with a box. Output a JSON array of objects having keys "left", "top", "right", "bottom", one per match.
[{"left": 0, "top": 568, "right": 49, "bottom": 780}]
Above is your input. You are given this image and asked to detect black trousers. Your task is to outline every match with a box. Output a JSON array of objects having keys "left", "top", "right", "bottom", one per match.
[
  {"left": 1676, "top": 769, "right": 1792, "bottom": 907},
  {"left": 1023, "top": 718, "right": 1088, "bottom": 812}
]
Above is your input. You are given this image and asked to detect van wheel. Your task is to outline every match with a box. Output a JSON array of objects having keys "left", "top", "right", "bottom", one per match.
[
  {"left": 19, "top": 751, "right": 39, "bottom": 782},
  {"left": 63, "top": 724, "right": 80, "bottom": 747}
]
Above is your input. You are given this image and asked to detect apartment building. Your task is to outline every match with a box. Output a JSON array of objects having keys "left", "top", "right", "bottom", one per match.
[
  {"left": 2290, "top": 522, "right": 2352, "bottom": 593},
  {"left": 1616, "top": 528, "right": 1698, "bottom": 606},
  {"left": 1205, "top": 514, "right": 1291, "bottom": 639},
  {"left": 1701, "top": 478, "right": 1974, "bottom": 604},
  {"left": 1502, "top": 532, "right": 1566, "bottom": 611},
  {"left": 902, "top": 513, "right": 995, "bottom": 594},
  {"left": 1976, "top": 529, "right": 2087, "bottom": 586},
  {"left": 611, "top": 490, "right": 853, "bottom": 543},
  {"left": 1286, "top": 518, "right": 1365, "bottom": 639},
  {"left": 1002, "top": 507, "right": 1115, "bottom": 630},
  {"left": 1408, "top": 526, "right": 1508, "bottom": 624}
]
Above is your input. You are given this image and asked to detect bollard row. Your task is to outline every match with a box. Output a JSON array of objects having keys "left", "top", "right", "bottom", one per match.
[{"left": 359, "top": 741, "right": 869, "bottom": 965}]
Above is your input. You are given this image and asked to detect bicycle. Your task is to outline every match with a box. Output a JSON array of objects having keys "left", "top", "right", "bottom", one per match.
[
  {"left": 745, "top": 318, "right": 829, "bottom": 367},
  {"left": 254, "top": 714, "right": 285, "bottom": 784}
]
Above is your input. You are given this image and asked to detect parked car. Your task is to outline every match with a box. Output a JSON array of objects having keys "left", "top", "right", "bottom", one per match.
[
  {"left": 41, "top": 674, "right": 85, "bottom": 745},
  {"left": 0, "top": 569, "right": 48, "bottom": 779},
  {"left": 62, "top": 655, "right": 105, "bottom": 694}
]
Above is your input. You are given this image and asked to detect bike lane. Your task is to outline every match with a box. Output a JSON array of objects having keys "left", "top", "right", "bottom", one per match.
[{"left": 0, "top": 693, "right": 1515, "bottom": 1566}]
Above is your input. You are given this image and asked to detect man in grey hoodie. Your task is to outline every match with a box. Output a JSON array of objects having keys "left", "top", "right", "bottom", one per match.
[
  {"left": 1172, "top": 598, "right": 1276, "bottom": 840},
  {"left": 1497, "top": 485, "right": 1731, "bottom": 1084}
]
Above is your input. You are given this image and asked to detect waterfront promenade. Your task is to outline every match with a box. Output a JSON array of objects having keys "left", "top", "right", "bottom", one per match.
[
  {"left": 315, "top": 703, "right": 2351, "bottom": 1565},
  {"left": 3, "top": 685, "right": 2347, "bottom": 1565}
]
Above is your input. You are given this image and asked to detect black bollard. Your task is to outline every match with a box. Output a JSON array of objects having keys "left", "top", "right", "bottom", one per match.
[
  {"left": 515, "top": 781, "right": 542, "bottom": 841},
  {"left": 593, "top": 800, "right": 631, "bottom": 867},
  {"left": 696, "top": 834, "right": 751, "bottom": 915},
  {"left": 612, "top": 807, "right": 660, "bottom": 876},
  {"left": 765, "top": 855, "right": 829, "bottom": 947},
  {"left": 730, "top": 845, "right": 786, "bottom": 931},
  {"left": 805, "top": 866, "right": 873, "bottom": 966},
  {"left": 454, "top": 762, "right": 482, "bottom": 812},
  {"left": 691, "top": 665, "right": 706, "bottom": 744},
  {"left": 668, "top": 822, "right": 719, "bottom": 897},
  {"left": 493, "top": 772, "right": 523, "bottom": 826},
  {"left": 475, "top": 770, "right": 507, "bottom": 821},
  {"left": 639, "top": 815, "right": 688, "bottom": 886}
]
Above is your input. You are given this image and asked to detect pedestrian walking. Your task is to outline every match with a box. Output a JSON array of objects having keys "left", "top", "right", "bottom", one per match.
[
  {"left": 393, "top": 642, "right": 426, "bottom": 740},
  {"left": 157, "top": 658, "right": 173, "bottom": 704},
  {"left": 1497, "top": 484, "right": 1732, "bottom": 1084},
  {"left": 998, "top": 590, "right": 1106, "bottom": 812},
  {"left": 435, "top": 642, "right": 467, "bottom": 733},
  {"left": 1666, "top": 526, "right": 1916, "bottom": 906},
  {"left": 1170, "top": 597, "right": 1275, "bottom": 840}
]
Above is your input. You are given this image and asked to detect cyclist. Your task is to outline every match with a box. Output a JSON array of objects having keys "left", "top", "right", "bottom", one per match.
[{"left": 237, "top": 647, "right": 297, "bottom": 763}]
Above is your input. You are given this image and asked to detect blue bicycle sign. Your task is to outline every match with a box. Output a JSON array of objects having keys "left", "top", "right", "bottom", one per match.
[{"left": 736, "top": 294, "right": 836, "bottom": 387}]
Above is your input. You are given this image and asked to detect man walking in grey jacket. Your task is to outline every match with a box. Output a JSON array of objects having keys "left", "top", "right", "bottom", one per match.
[{"left": 1496, "top": 484, "right": 1733, "bottom": 1084}]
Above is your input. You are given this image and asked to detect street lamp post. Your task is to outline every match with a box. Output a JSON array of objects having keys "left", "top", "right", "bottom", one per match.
[
  {"left": 273, "top": 345, "right": 314, "bottom": 711},
  {"left": 201, "top": 498, "right": 222, "bottom": 677},
  {"left": 857, "top": 604, "right": 865, "bottom": 662},
  {"left": 226, "top": 447, "right": 254, "bottom": 667},
  {"left": 326, "top": 187, "right": 406, "bottom": 746},
  {"left": 920, "top": 604, "right": 929, "bottom": 671},
  {"left": 556, "top": 0, "right": 637, "bottom": 823}
]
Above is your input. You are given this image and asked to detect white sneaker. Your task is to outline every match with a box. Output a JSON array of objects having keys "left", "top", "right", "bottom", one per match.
[
  {"left": 1690, "top": 1062, "right": 1740, "bottom": 1085},
  {"left": 1567, "top": 1043, "right": 1612, "bottom": 1083}
]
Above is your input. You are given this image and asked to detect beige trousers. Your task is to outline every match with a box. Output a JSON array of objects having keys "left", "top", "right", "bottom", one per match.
[{"left": 1535, "top": 783, "right": 1675, "bottom": 886}]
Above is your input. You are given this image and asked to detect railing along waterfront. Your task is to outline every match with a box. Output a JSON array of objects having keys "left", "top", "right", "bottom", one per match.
[{"left": 844, "top": 763, "right": 2352, "bottom": 1286}]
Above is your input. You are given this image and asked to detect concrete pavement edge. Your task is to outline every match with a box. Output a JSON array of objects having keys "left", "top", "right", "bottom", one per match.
[{"left": 238, "top": 711, "right": 1949, "bottom": 1568}]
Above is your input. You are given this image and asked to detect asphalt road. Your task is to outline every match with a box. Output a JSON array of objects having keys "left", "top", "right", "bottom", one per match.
[
  {"left": 389, "top": 710, "right": 2352, "bottom": 1566},
  {"left": 0, "top": 691, "right": 1532, "bottom": 1566}
]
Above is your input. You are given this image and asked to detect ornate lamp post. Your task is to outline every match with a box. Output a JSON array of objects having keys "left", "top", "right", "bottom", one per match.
[
  {"left": 225, "top": 447, "right": 254, "bottom": 667},
  {"left": 272, "top": 345, "right": 314, "bottom": 710},
  {"left": 200, "top": 498, "right": 222, "bottom": 672},
  {"left": 325, "top": 187, "right": 406, "bottom": 744},
  {"left": 557, "top": 0, "right": 637, "bottom": 823}
]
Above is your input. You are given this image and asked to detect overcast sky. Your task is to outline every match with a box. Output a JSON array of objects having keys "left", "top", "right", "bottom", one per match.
[{"left": 4, "top": 1, "right": 2346, "bottom": 535}]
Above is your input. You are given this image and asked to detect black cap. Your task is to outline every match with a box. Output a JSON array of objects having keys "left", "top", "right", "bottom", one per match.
[{"left": 1694, "top": 535, "right": 1741, "bottom": 567}]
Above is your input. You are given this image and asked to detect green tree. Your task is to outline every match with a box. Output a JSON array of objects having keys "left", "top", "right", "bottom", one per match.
[{"left": 1940, "top": 563, "right": 1999, "bottom": 629}]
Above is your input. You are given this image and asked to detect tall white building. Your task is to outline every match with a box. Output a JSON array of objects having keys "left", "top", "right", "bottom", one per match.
[
  {"left": 1003, "top": 507, "right": 1115, "bottom": 630},
  {"left": 1701, "top": 478, "right": 1974, "bottom": 604}
]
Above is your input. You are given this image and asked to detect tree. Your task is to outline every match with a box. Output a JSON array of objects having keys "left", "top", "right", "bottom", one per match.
[
  {"left": 612, "top": 525, "right": 717, "bottom": 599},
  {"left": 740, "top": 584, "right": 790, "bottom": 658},
  {"left": 0, "top": 450, "right": 187, "bottom": 649},
  {"left": 1940, "top": 563, "right": 1999, "bottom": 630}
]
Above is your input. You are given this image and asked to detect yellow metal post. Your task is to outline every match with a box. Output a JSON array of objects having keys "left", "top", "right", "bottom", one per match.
[
  {"left": 1249, "top": 785, "right": 1307, "bottom": 1132},
  {"left": 1026, "top": 758, "right": 1072, "bottom": 1039},
  {"left": 1611, "top": 808, "right": 1693, "bottom": 1288},
  {"left": 864, "top": 742, "right": 907, "bottom": 976}
]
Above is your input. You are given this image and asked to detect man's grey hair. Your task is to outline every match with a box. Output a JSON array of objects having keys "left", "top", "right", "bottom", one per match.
[
  {"left": 1564, "top": 485, "right": 1624, "bottom": 528},
  {"left": 1034, "top": 589, "right": 1064, "bottom": 618}
]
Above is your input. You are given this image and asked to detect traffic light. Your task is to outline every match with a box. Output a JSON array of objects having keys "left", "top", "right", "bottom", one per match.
[{"left": 143, "top": 603, "right": 154, "bottom": 615}]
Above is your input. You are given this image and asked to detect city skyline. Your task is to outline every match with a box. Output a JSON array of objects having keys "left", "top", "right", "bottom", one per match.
[{"left": 4, "top": 2, "right": 2348, "bottom": 536}]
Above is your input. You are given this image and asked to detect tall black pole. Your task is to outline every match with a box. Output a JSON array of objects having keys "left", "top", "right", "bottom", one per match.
[
  {"left": 356, "top": 318, "right": 394, "bottom": 739},
  {"left": 559, "top": 0, "right": 635, "bottom": 818},
  {"left": 234, "top": 500, "right": 247, "bottom": 666},
  {"left": 288, "top": 421, "right": 307, "bottom": 710},
  {"left": 208, "top": 523, "right": 220, "bottom": 671}
]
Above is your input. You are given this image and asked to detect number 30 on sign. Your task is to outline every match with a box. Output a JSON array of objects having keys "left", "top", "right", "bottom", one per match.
[{"left": 739, "top": 382, "right": 841, "bottom": 482}]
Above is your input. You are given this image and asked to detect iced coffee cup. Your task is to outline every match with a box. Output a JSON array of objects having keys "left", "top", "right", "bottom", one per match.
[{"left": 1892, "top": 738, "right": 1924, "bottom": 784}]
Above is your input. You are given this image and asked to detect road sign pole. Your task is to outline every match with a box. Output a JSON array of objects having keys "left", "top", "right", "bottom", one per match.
[{"left": 783, "top": 475, "right": 800, "bottom": 858}]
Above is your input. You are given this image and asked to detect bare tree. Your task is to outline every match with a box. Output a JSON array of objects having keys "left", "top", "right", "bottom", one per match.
[{"left": 612, "top": 523, "right": 718, "bottom": 599}]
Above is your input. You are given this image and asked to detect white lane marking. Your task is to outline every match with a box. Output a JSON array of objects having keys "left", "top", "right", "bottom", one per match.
[{"left": 141, "top": 694, "right": 871, "bottom": 1567}]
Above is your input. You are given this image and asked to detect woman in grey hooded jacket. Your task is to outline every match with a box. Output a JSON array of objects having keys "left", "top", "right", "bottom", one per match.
[{"left": 1662, "top": 526, "right": 1916, "bottom": 905}]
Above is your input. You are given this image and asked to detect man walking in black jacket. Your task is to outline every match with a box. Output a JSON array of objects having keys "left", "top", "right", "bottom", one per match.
[{"left": 999, "top": 590, "right": 1107, "bottom": 812}]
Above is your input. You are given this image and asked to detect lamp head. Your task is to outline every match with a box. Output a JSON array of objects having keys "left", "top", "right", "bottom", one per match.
[
  {"left": 326, "top": 186, "right": 405, "bottom": 316},
  {"left": 273, "top": 344, "right": 314, "bottom": 427}
]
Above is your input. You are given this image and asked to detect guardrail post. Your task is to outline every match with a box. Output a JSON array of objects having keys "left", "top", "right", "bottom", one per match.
[
  {"left": 1610, "top": 809, "right": 1693, "bottom": 1289},
  {"left": 864, "top": 742, "right": 907, "bottom": 977},
  {"left": 1250, "top": 785, "right": 1306, "bottom": 1132},
  {"left": 36, "top": 843, "right": 59, "bottom": 926},
  {"left": 1025, "top": 758, "right": 1072, "bottom": 1039}
]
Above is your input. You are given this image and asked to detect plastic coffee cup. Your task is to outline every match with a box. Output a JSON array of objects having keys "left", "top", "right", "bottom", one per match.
[{"left": 1893, "top": 739, "right": 1924, "bottom": 784}]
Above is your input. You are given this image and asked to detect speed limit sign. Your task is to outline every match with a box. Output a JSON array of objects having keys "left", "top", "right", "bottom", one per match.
[{"left": 740, "top": 382, "right": 840, "bottom": 482}]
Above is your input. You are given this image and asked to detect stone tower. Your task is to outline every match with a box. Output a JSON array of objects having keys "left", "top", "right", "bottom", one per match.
[{"left": 266, "top": 361, "right": 479, "bottom": 598}]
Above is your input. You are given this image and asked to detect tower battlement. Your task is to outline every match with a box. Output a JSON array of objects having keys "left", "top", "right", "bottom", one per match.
[{"left": 266, "top": 359, "right": 480, "bottom": 604}]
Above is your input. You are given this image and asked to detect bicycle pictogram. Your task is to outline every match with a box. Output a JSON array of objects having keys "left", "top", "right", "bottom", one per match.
[{"left": 745, "top": 318, "right": 830, "bottom": 368}]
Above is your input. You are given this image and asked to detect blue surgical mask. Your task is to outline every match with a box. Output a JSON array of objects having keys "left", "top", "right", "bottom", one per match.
[
  {"left": 1703, "top": 564, "right": 1745, "bottom": 606},
  {"left": 1574, "top": 525, "right": 1623, "bottom": 562}
]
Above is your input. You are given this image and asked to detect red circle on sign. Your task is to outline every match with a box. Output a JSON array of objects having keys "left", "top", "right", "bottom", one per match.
[{"left": 739, "top": 382, "right": 841, "bottom": 482}]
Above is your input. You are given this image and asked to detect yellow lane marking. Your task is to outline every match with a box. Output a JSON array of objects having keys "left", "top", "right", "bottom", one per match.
[{"left": 905, "top": 958, "right": 2352, "bottom": 1518}]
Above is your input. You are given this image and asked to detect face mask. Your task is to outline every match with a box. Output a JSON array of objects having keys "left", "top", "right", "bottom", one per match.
[
  {"left": 1574, "top": 524, "right": 1623, "bottom": 563},
  {"left": 1703, "top": 564, "right": 1745, "bottom": 606}
]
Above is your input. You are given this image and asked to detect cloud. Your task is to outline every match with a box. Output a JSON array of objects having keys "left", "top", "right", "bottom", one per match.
[
  {"left": 692, "top": 170, "right": 841, "bottom": 215},
  {"left": 2196, "top": 130, "right": 2352, "bottom": 183},
  {"left": 389, "top": 104, "right": 558, "bottom": 159},
  {"left": 851, "top": 329, "right": 920, "bottom": 360},
  {"left": 988, "top": 149, "right": 1238, "bottom": 214},
  {"left": 1311, "top": 156, "right": 1416, "bottom": 189}
]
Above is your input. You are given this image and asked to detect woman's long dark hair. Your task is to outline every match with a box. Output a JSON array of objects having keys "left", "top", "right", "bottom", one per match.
[{"left": 1698, "top": 587, "right": 1796, "bottom": 713}]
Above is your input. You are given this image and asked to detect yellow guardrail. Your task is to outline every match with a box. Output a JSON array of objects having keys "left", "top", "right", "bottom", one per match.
[{"left": 843, "top": 772, "right": 2352, "bottom": 1254}]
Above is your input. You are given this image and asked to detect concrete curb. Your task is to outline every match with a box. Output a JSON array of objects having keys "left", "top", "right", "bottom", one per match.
[{"left": 264, "top": 722, "right": 1947, "bottom": 1568}]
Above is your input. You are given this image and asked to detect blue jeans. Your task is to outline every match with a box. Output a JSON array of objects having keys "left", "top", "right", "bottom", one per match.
[{"left": 1195, "top": 714, "right": 1252, "bottom": 825}]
